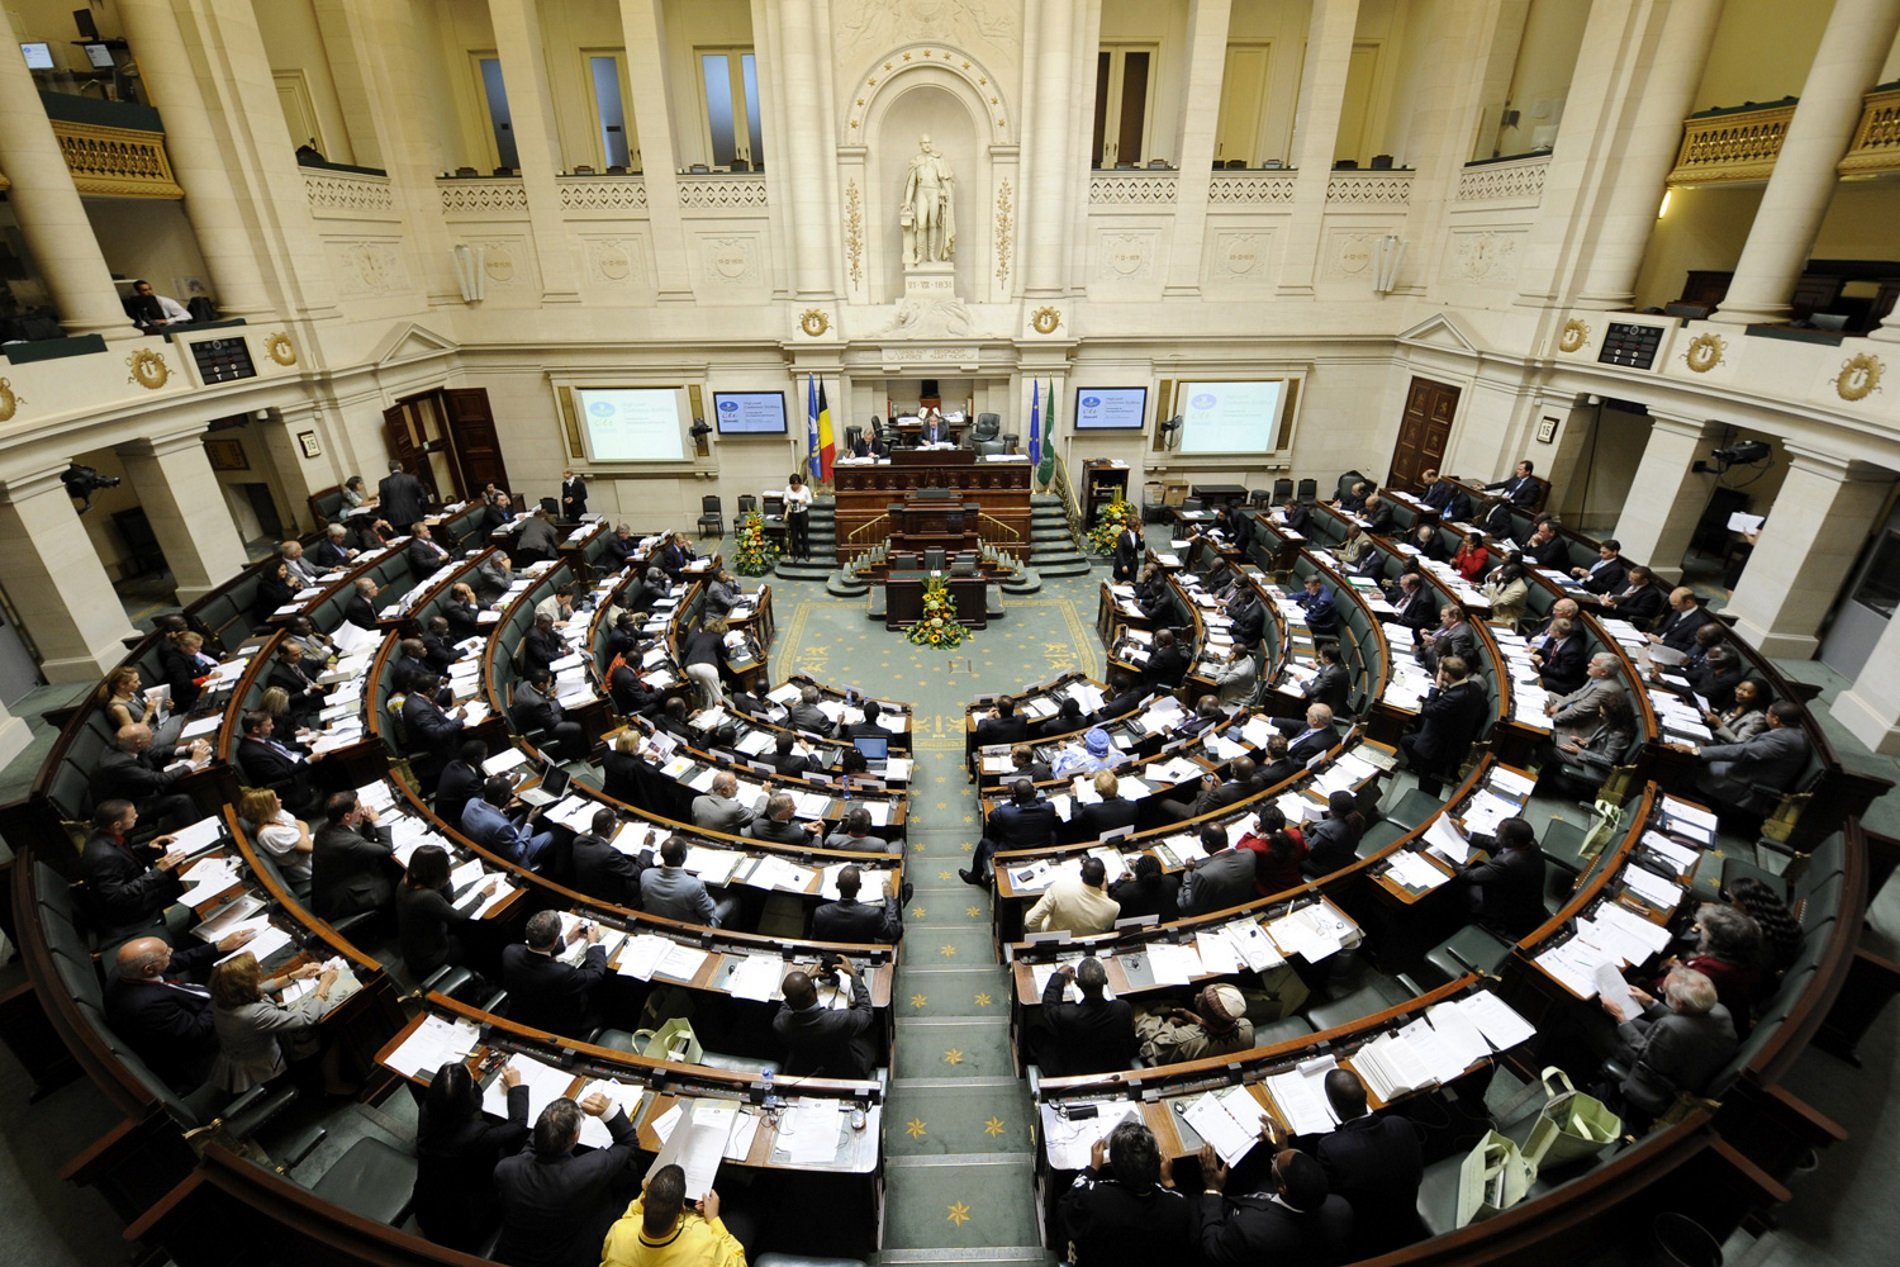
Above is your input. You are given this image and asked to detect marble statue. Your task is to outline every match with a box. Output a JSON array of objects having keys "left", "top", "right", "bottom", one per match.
[{"left": 902, "top": 135, "right": 956, "bottom": 264}]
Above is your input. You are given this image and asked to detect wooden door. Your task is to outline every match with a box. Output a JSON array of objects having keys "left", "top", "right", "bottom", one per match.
[
  {"left": 442, "top": 387, "right": 510, "bottom": 498},
  {"left": 1386, "top": 378, "right": 1460, "bottom": 491},
  {"left": 382, "top": 403, "right": 441, "bottom": 504}
]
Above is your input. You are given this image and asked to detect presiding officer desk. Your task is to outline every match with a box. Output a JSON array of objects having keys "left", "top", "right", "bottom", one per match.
[{"left": 831, "top": 447, "right": 1032, "bottom": 563}]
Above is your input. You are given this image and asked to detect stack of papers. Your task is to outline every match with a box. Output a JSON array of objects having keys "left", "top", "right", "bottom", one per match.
[
  {"left": 1040, "top": 1101, "right": 1142, "bottom": 1170},
  {"left": 482, "top": 1054, "right": 575, "bottom": 1121},
  {"left": 1386, "top": 851, "right": 1451, "bottom": 891},
  {"left": 1181, "top": 1087, "right": 1265, "bottom": 1166},
  {"left": 384, "top": 1015, "right": 481, "bottom": 1078},
  {"left": 1264, "top": 1057, "right": 1341, "bottom": 1135},
  {"left": 1267, "top": 904, "right": 1355, "bottom": 962},
  {"left": 777, "top": 1098, "right": 847, "bottom": 1165}
]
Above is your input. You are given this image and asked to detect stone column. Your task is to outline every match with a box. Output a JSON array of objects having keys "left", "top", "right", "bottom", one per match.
[
  {"left": 1572, "top": 0, "right": 1725, "bottom": 309},
  {"left": 775, "top": 0, "right": 839, "bottom": 298},
  {"left": 115, "top": 0, "right": 277, "bottom": 319},
  {"left": 1723, "top": 449, "right": 1895, "bottom": 657},
  {"left": 1610, "top": 415, "right": 1726, "bottom": 585},
  {"left": 618, "top": 0, "right": 694, "bottom": 301},
  {"left": 1024, "top": 0, "right": 1080, "bottom": 296},
  {"left": 1163, "top": 0, "right": 1235, "bottom": 298},
  {"left": 0, "top": 696, "right": 32, "bottom": 772},
  {"left": 114, "top": 434, "right": 251, "bottom": 605},
  {"left": 1277, "top": 0, "right": 1361, "bottom": 297},
  {"left": 0, "top": 470, "right": 140, "bottom": 681},
  {"left": 0, "top": 6, "right": 136, "bottom": 339},
  {"left": 1709, "top": 0, "right": 1900, "bottom": 326},
  {"left": 485, "top": 0, "right": 581, "bottom": 303},
  {"left": 1834, "top": 615, "right": 1900, "bottom": 755}
]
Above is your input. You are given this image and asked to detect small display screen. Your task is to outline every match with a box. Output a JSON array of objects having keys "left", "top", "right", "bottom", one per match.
[
  {"left": 82, "top": 42, "right": 115, "bottom": 69},
  {"left": 20, "top": 42, "right": 54, "bottom": 70},
  {"left": 712, "top": 391, "right": 789, "bottom": 435}
]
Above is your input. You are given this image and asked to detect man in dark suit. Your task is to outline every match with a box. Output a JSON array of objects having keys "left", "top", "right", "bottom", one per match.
[
  {"left": 975, "top": 697, "right": 1030, "bottom": 745},
  {"left": 235, "top": 710, "right": 317, "bottom": 814},
  {"left": 401, "top": 677, "right": 466, "bottom": 788},
  {"left": 433, "top": 740, "right": 487, "bottom": 834},
  {"left": 343, "top": 577, "right": 380, "bottom": 630},
  {"left": 1604, "top": 564, "right": 1668, "bottom": 626},
  {"left": 1254, "top": 735, "right": 1303, "bottom": 791},
  {"left": 767, "top": 731, "right": 811, "bottom": 777},
  {"left": 1691, "top": 701, "right": 1812, "bottom": 814},
  {"left": 311, "top": 789, "right": 396, "bottom": 921},
  {"left": 1178, "top": 823, "right": 1257, "bottom": 916},
  {"left": 560, "top": 469, "right": 588, "bottom": 519},
  {"left": 1278, "top": 497, "right": 1312, "bottom": 534},
  {"left": 1418, "top": 604, "right": 1480, "bottom": 677},
  {"left": 962, "top": 778, "right": 1059, "bottom": 885},
  {"left": 492, "top": 1095, "right": 639, "bottom": 1267},
  {"left": 1401, "top": 658, "right": 1489, "bottom": 795},
  {"left": 810, "top": 866, "right": 903, "bottom": 942},
  {"left": 1483, "top": 458, "right": 1541, "bottom": 532},
  {"left": 1388, "top": 573, "right": 1436, "bottom": 629},
  {"left": 377, "top": 460, "right": 427, "bottom": 531},
  {"left": 773, "top": 957, "right": 879, "bottom": 1077},
  {"left": 918, "top": 412, "right": 952, "bottom": 446},
  {"left": 1457, "top": 816, "right": 1547, "bottom": 938},
  {"left": 462, "top": 777, "right": 554, "bottom": 869},
  {"left": 1098, "top": 674, "right": 1149, "bottom": 722},
  {"left": 420, "top": 615, "right": 458, "bottom": 674},
  {"left": 94, "top": 723, "right": 204, "bottom": 832},
  {"left": 267, "top": 642, "right": 327, "bottom": 726},
  {"left": 1194, "top": 1142, "right": 1352, "bottom": 1262},
  {"left": 1112, "top": 521, "right": 1143, "bottom": 582},
  {"left": 1161, "top": 759, "right": 1257, "bottom": 826},
  {"left": 1305, "top": 1069, "right": 1425, "bottom": 1258},
  {"left": 1599, "top": 968, "right": 1738, "bottom": 1127},
  {"left": 1652, "top": 587, "right": 1716, "bottom": 656},
  {"left": 1571, "top": 539, "right": 1629, "bottom": 595},
  {"left": 1143, "top": 628, "right": 1190, "bottom": 689},
  {"left": 835, "top": 698, "right": 890, "bottom": 742},
  {"left": 1533, "top": 617, "right": 1589, "bottom": 696},
  {"left": 1296, "top": 575, "right": 1339, "bottom": 635},
  {"left": 406, "top": 523, "right": 452, "bottom": 574},
  {"left": 105, "top": 932, "right": 248, "bottom": 1092},
  {"left": 1418, "top": 468, "right": 1453, "bottom": 512},
  {"left": 1277, "top": 704, "right": 1342, "bottom": 764},
  {"left": 1227, "top": 592, "right": 1266, "bottom": 648},
  {"left": 1521, "top": 521, "right": 1571, "bottom": 570},
  {"left": 313, "top": 523, "right": 357, "bottom": 569},
  {"left": 602, "top": 523, "right": 638, "bottom": 570},
  {"left": 1304, "top": 643, "right": 1352, "bottom": 714},
  {"left": 570, "top": 808, "right": 647, "bottom": 907},
  {"left": 511, "top": 669, "right": 585, "bottom": 762},
  {"left": 1038, "top": 957, "right": 1136, "bottom": 1076},
  {"left": 1068, "top": 770, "right": 1139, "bottom": 842},
  {"left": 81, "top": 800, "right": 187, "bottom": 939},
  {"left": 501, "top": 910, "right": 608, "bottom": 1035}
]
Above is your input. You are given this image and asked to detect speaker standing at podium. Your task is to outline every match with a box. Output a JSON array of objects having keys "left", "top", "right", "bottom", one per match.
[{"left": 785, "top": 474, "right": 813, "bottom": 560}]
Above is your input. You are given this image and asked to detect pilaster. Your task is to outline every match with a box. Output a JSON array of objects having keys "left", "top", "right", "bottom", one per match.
[
  {"left": 114, "top": 433, "right": 251, "bottom": 605},
  {"left": 0, "top": 470, "right": 140, "bottom": 681},
  {"left": 1277, "top": 0, "right": 1361, "bottom": 297},
  {"left": 1609, "top": 415, "right": 1726, "bottom": 585}
]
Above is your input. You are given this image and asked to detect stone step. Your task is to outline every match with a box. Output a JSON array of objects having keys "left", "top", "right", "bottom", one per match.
[
  {"left": 825, "top": 571, "right": 870, "bottom": 597},
  {"left": 998, "top": 569, "right": 1041, "bottom": 594},
  {"left": 1036, "top": 559, "right": 1093, "bottom": 577}
]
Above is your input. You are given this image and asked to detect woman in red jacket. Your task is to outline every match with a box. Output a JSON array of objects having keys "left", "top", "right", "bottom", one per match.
[{"left": 1450, "top": 530, "right": 1491, "bottom": 584}]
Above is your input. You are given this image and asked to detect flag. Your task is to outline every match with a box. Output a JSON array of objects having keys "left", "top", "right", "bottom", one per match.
[
  {"left": 806, "top": 374, "right": 821, "bottom": 482},
  {"left": 817, "top": 380, "right": 836, "bottom": 482},
  {"left": 1028, "top": 380, "right": 1041, "bottom": 466},
  {"left": 1037, "top": 378, "right": 1058, "bottom": 488}
]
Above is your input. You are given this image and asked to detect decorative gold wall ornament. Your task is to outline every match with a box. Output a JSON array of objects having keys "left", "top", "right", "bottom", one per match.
[
  {"left": 1030, "top": 306, "right": 1062, "bottom": 335},
  {"left": 1837, "top": 352, "right": 1884, "bottom": 401},
  {"left": 799, "top": 308, "right": 831, "bottom": 337},
  {"left": 994, "top": 179, "right": 1013, "bottom": 287},
  {"left": 1684, "top": 332, "right": 1725, "bottom": 373},
  {"left": 0, "top": 378, "right": 19, "bottom": 422},
  {"left": 265, "top": 332, "right": 298, "bottom": 366},
  {"left": 1558, "top": 318, "right": 1589, "bottom": 353},
  {"left": 49, "top": 120, "right": 184, "bottom": 199},
  {"left": 127, "top": 349, "right": 169, "bottom": 390},
  {"left": 844, "top": 181, "right": 864, "bottom": 288}
]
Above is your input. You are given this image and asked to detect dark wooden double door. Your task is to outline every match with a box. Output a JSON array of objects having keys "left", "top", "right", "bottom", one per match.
[
  {"left": 1386, "top": 377, "right": 1460, "bottom": 493},
  {"left": 382, "top": 387, "right": 511, "bottom": 504}
]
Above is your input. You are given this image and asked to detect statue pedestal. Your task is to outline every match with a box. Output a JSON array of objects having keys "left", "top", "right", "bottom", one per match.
[{"left": 903, "top": 260, "right": 956, "bottom": 302}]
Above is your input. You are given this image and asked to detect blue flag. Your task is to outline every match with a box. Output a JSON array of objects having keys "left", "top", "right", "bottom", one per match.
[
  {"left": 806, "top": 373, "right": 821, "bottom": 481},
  {"left": 1028, "top": 380, "right": 1041, "bottom": 466}
]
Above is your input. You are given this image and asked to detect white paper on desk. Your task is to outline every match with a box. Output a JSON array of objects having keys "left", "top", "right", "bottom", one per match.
[
  {"left": 1183, "top": 1091, "right": 1261, "bottom": 1167},
  {"left": 1461, "top": 791, "right": 1521, "bottom": 837},
  {"left": 176, "top": 861, "right": 241, "bottom": 908},
  {"left": 656, "top": 942, "right": 710, "bottom": 982},
  {"left": 1621, "top": 865, "right": 1683, "bottom": 911},
  {"left": 1727, "top": 512, "right": 1765, "bottom": 534},
  {"left": 1041, "top": 1100, "right": 1142, "bottom": 1171},
  {"left": 1226, "top": 920, "right": 1286, "bottom": 971},
  {"left": 472, "top": 883, "right": 518, "bottom": 918},
  {"left": 723, "top": 1106, "right": 763, "bottom": 1160},
  {"left": 482, "top": 748, "right": 530, "bottom": 776},
  {"left": 726, "top": 954, "right": 783, "bottom": 1002},
  {"left": 1427, "top": 1002, "right": 1493, "bottom": 1075},
  {"left": 1594, "top": 901, "right": 1673, "bottom": 960},
  {"left": 170, "top": 816, "right": 227, "bottom": 857},
  {"left": 652, "top": 1099, "right": 734, "bottom": 1197},
  {"left": 219, "top": 924, "right": 293, "bottom": 966},
  {"left": 1146, "top": 941, "right": 1205, "bottom": 987},
  {"left": 384, "top": 1015, "right": 480, "bottom": 1079},
  {"left": 576, "top": 1080, "right": 649, "bottom": 1150},
  {"left": 820, "top": 864, "right": 887, "bottom": 902},
  {"left": 1387, "top": 851, "right": 1451, "bottom": 891},
  {"left": 194, "top": 895, "right": 266, "bottom": 941},
  {"left": 1424, "top": 817, "right": 1470, "bottom": 867},
  {"left": 1457, "top": 992, "right": 1537, "bottom": 1052},
  {"left": 484, "top": 1055, "right": 575, "bottom": 1123},
  {"left": 749, "top": 855, "right": 815, "bottom": 893},
  {"left": 1265, "top": 1057, "right": 1341, "bottom": 1136},
  {"left": 649, "top": 1102, "right": 683, "bottom": 1145},
  {"left": 615, "top": 934, "right": 672, "bottom": 980},
  {"left": 779, "top": 1099, "right": 846, "bottom": 1165},
  {"left": 179, "top": 714, "right": 222, "bottom": 740}
]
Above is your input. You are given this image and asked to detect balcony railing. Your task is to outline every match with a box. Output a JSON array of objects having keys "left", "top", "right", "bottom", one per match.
[
  {"left": 1666, "top": 98, "right": 1795, "bottom": 186},
  {"left": 39, "top": 93, "right": 181, "bottom": 199},
  {"left": 1838, "top": 84, "right": 1900, "bottom": 175}
]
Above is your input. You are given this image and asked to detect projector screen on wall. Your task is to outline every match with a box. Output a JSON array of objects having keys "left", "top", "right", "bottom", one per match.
[
  {"left": 1177, "top": 380, "right": 1290, "bottom": 454},
  {"left": 712, "top": 391, "right": 789, "bottom": 435},
  {"left": 1073, "top": 387, "right": 1149, "bottom": 430},
  {"left": 574, "top": 388, "right": 688, "bottom": 462}
]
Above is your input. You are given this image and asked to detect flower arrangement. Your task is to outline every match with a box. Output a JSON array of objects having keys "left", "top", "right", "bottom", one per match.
[
  {"left": 1086, "top": 493, "right": 1135, "bottom": 556},
  {"left": 732, "top": 510, "right": 779, "bottom": 576},
  {"left": 907, "top": 575, "right": 969, "bottom": 649}
]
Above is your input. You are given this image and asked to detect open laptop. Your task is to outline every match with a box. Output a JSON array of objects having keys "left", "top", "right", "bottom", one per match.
[
  {"left": 516, "top": 760, "right": 571, "bottom": 807},
  {"left": 853, "top": 734, "right": 889, "bottom": 775}
]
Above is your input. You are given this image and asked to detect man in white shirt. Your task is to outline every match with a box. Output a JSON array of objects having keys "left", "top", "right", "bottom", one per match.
[{"left": 130, "top": 279, "right": 191, "bottom": 329}]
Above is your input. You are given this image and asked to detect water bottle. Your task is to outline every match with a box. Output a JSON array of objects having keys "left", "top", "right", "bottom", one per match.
[{"left": 760, "top": 1068, "right": 777, "bottom": 1111}]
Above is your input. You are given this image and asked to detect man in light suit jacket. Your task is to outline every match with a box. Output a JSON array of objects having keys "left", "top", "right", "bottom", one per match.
[
  {"left": 691, "top": 771, "right": 755, "bottom": 835},
  {"left": 1025, "top": 856, "right": 1121, "bottom": 935},
  {"left": 1692, "top": 701, "right": 1812, "bottom": 814},
  {"left": 639, "top": 836, "right": 724, "bottom": 926},
  {"left": 1177, "top": 824, "right": 1257, "bottom": 917}
]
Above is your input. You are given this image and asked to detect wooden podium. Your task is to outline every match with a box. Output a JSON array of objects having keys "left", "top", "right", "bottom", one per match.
[
  {"left": 832, "top": 449, "right": 1031, "bottom": 563},
  {"left": 886, "top": 491, "right": 981, "bottom": 559}
]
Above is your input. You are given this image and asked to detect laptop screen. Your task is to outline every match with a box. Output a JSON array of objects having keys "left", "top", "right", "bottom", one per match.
[
  {"left": 538, "top": 762, "right": 571, "bottom": 798},
  {"left": 853, "top": 735, "right": 889, "bottom": 761}
]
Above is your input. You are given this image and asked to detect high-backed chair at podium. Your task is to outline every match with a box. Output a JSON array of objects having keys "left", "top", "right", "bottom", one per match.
[{"left": 968, "top": 413, "right": 1005, "bottom": 456}]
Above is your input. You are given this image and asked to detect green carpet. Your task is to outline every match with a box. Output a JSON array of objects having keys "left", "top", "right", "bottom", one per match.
[{"left": 765, "top": 556, "right": 1107, "bottom": 1262}]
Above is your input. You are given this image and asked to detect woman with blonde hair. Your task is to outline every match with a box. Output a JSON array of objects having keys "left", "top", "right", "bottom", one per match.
[
  {"left": 239, "top": 786, "right": 314, "bottom": 902},
  {"left": 97, "top": 665, "right": 186, "bottom": 748},
  {"left": 207, "top": 951, "right": 339, "bottom": 1095}
]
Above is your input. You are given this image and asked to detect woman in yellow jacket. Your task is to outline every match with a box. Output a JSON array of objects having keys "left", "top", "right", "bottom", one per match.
[{"left": 600, "top": 1164, "right": 747, "bottom": 1267}]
